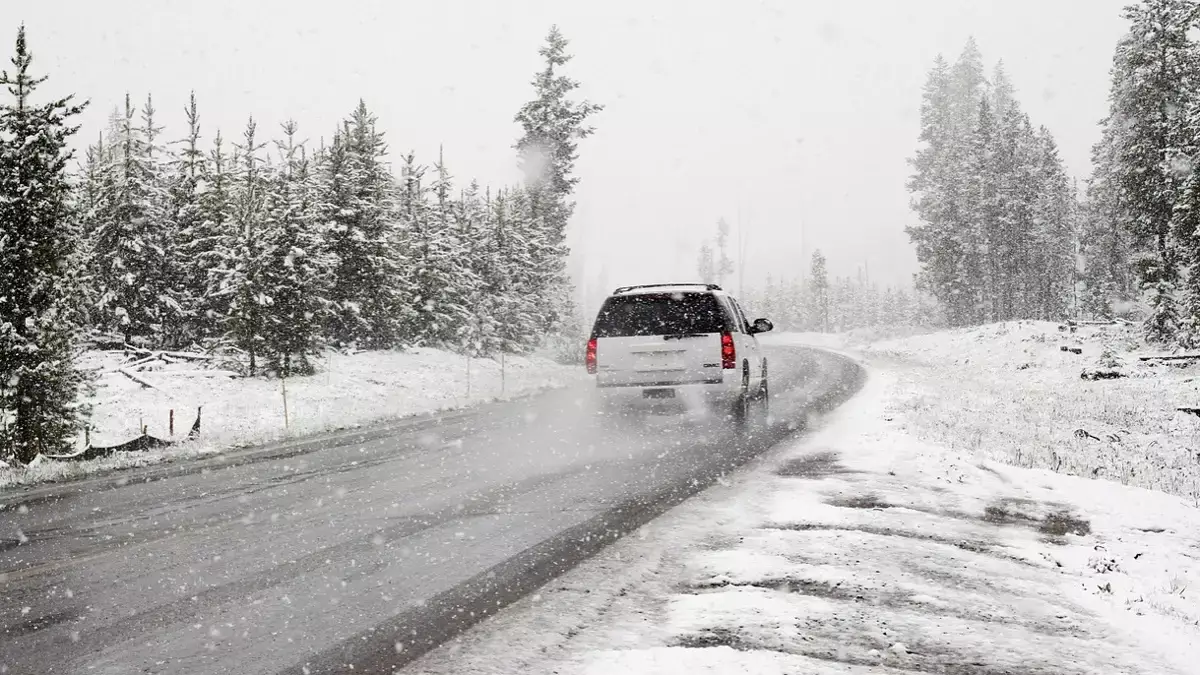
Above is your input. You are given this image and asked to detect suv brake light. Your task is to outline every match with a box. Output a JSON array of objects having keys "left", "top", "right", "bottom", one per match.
[
  {"left": 586, "top": 338, "right": 598, "bottom": 374},
  {"left": 721, "top": 332, "right": 736, "bottom": 369}
]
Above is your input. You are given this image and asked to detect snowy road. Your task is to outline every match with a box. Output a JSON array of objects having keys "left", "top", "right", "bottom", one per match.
[{"left": 0, "top": 346, "right": 862, "bottom": 675}]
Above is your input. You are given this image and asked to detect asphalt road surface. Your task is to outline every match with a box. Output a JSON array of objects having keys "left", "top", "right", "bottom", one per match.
[{"left": 0, "top": 345, "right": 863, "bottom": 675}]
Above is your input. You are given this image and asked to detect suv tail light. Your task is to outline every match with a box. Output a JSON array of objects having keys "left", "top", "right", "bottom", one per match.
[
  {"left": 586, "top": 338, "right": 598, "bottom": 374},
  {"left": 721, "top": 332, "right": 736, "bottom": 369}
]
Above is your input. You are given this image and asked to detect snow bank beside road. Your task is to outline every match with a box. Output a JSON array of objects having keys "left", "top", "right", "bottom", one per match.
[{"left": 0, "top": 348, "right": 583, "bottom": 491}]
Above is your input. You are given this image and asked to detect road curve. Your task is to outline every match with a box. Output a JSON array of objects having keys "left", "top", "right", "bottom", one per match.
[{"left": 0, "top": 346, "right": 863, "bottom": 675}]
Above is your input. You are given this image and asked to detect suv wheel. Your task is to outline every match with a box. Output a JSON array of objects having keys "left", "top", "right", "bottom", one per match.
[
  {"left": 732, "top": 367, "right": 752, "bottom": 426},
  {"left": 758, "top": 361, "right": 770, "bottom": 420}
]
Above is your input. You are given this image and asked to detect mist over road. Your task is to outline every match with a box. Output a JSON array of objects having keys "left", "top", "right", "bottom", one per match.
[{"left": 0, "top": 346, "right": 862, "bottom": 675}]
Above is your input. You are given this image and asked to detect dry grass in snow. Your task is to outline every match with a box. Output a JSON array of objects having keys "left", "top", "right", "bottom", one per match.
[
  {"left": 0, "top": 347, "right": 583, "bottom": 491},
  {"left": 854, "top": 321, "right": 1200, "bottom": 503}
]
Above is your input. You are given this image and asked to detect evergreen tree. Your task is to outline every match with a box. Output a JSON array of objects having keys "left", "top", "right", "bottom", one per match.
[
  {"left": 222, "top": 117, "right": 269, "bottom": 374},
  {"left": 323, "top": 101, "right": 407, "bottom": 348},
  {"left": 136, "top": 94, "right": 187, "bottom": 346},
  {"left": 696, "top": 241, "right": 715, "bottom": 283},
  {"left": 810, "top": 250, "right": 830, "bottom": 332},
  {"left": 76, "top": 132, "right": 108, "bottom": 328},
  {"left": 0, "top": 26, "right": 89, "bottom": 463},
  {"left": 169, "top": 92, "right": 210, "bottom": 344},
  {"left": 257, "top": 121, "right": 331, "bottom": 375},
  {"left": 991, "top": 60, "right": 1016, "bottom": 116},
  {"left": 1082, "top": 127, "right": 1135, "bottom": 318},
  {"left": 91, "top": 93, "right": 178, "bottom": 346},
  {"left": 906, "top": 53, "right": 973, "bottom": 326},
  {"left": 481, "top": 186, "right": 539, "bottom": 353},
  {"left": 190, "top": 130, "right": 236, "bottom": 341},
  {"left": 715, "top": 217, "right": 734, "bottom": 287},
  {"left": 1095, "top": 0, "right": 1200, "bottom": 341},
  {"left": 1029, "top": 129, "right": 1077, "bottom": 320},
  {"left": 761, "top": 274, "right": 778, "bottom": 323},
  {"left": 909, "top": 39, "right": 1079, "bottom": 328},
  {"left": 402, "top": 150, "right": 470, "bottom": 346},
  {"left": 454, "top": 180, "right": 489, "bottom": 356},
  {"left": 513, "top": 26, "right": 602, "bottom": 334},
  {"left": 963, "top": 96, "right": 996, "bottom": 323}
]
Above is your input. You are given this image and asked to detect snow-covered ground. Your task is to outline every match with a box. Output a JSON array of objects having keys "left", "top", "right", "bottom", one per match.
[
  {"left": 866, "top": 320, "right": 1200, "bottom": 501},
  {"left": 0, "top": 347, "right": 583, "bottom": 491},
  {"left": 407, "top": 326, "right": 1200, "bottom": 674}
]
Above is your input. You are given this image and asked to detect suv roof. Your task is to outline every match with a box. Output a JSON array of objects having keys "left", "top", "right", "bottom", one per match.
[{"left": 611, "top": 283, "right": 724, "bottom": 296}]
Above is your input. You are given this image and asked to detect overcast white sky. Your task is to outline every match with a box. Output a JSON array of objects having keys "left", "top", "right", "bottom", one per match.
[{"left": 15, "top": 0, "right": 1128, "bottom": 306}]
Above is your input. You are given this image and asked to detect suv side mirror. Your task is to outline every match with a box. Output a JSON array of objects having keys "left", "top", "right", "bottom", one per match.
[{"left": 751, "top": 318, "right": 773, "bottom": 334}]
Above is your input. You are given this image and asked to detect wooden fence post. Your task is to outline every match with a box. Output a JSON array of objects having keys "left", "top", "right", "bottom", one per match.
[{"left": 281, "top": 375, "right": 289, "bottom": 431}]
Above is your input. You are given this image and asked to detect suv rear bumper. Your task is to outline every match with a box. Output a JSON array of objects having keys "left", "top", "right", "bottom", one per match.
[{"left": 594, "top": 376, "right": 741, "bottom": 413}]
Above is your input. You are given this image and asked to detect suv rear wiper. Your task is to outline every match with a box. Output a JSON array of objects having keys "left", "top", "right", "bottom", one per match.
[{"left": 663, "top": 333, "right": 706, "bottom": 340}]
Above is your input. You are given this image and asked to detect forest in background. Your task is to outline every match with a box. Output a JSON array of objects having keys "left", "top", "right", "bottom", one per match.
[{"left": 0, "top": 24, "right": 600, "bottom": 462}]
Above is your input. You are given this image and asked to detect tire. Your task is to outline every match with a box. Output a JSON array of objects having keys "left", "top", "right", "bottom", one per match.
[
  {"left": 758, "top": 362, "right": 770, "bottom": 423},
  {"left": 731, "top": 367, "right": 752, "bottom": 427}
]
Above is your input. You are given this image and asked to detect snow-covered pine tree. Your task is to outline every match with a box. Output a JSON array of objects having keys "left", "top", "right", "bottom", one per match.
[
  {"left": 510, "top": 183, "right": 569, "bottom": 345},
  {"left": 911, "top": 40, "right": 1081, "bottom": 328},
  {"left": 962, "top": 96, "right": 996, "bottom": 324},
  {"left": 91, "top": 93, "right": 179, "bottom": 346},
  {"left": 397, "top": 152, "right": 433, "bottom": 343},
  {"left": 402, "top": 149, "right": 471, "bottom": 346},
  {"left": 761, "top": 274, "right": 778, "bottom": 324},
  {"left": 715, "top": 218, "right": 734, "bottom": 287},
  {"left": 787, "top": 277, "right": 808, "bottom": 331},
  {"left": 991, "top": 60, "right": 1016, "bottom": 118},
  {"left": 810, "top": 250, "right": 830, "bottom": 332},
  {"left": 514, "top": 26, "right": 602, "bottom": 335},
  {"left": 0, "top": 26, "right": 90, "bottom": 463},
  {"left": 75, "top": 132, "right": 108, "bottom": 330},
  {"left": 188, "top": 129, "right": 236, "bottom": 342},
  {"left": 482, "top": 186, "right": 540, "bottom": 353},
  {"left": 881, "top": 287, "right": 899, "bottom": 326},
  {"left": 986, "top": 102, "right": 1018, "bottom": 321},
  {"left": 949, "top": 38, "right": 987, "bottom": 142},
  {"left": 168, "top": 92, "right": 210, "bottom": 345},
  {"left": 256, "top": 121, "right": 331, "bottom": 375},
  {"left": 323, "top": 102, "right": 407, "bottom": 349},
  {"left": 1096, "top": 0, "right": 1200, "bottom": 342},
  {"left": 907, "top": 54, "right": 972, "bottom": 326},
  {"left": 472, "top": 186, "right": 505, "bottom": 356},
  {"left": 222, "top": 118, "right": 269, "bottom": 374},
  {"left": 1082, "top": 128, "right": 1134, "bottom": 319},
  {"left": 1029, "top": 128, "right": 1077, "bottom": 321},
  {"left": 696, "top": 241, "right": 716, "bottom": 284},
  {"left": 454, "top": 180, "right": 489, "bottom": 356},
  {"left": 433, "top": 150, "right": 480, "bottom": 345},
  {"left": 140, "top": 94, "right": 186, "bottom": 346}
]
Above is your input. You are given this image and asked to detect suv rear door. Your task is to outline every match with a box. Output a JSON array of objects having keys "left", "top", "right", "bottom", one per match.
[
  {"left": 591, "top": 292, "right": 730, "bottom": 387},
  {"left": 728, "top": 296, "right": 762, "bottom": 382}
]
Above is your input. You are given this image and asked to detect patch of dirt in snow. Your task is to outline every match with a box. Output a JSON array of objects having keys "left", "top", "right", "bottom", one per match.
[
  {"left": 773, "top": 449, "right": 859, "bottom": 479},
  {"left": 825, "top": 492, "right": 891, "bottom": 509},
  {"left": 407, "top": 366, "right": 1200, "bottom": 675}
]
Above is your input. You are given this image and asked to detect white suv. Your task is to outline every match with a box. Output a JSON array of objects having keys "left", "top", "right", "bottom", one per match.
[{"left": 585, "top": 283, "right": 773, "bottom": 423}]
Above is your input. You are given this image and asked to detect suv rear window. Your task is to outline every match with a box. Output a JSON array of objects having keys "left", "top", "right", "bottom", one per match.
[{"left": 591, "top": 292, "right": 730, "bottom": 338}]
